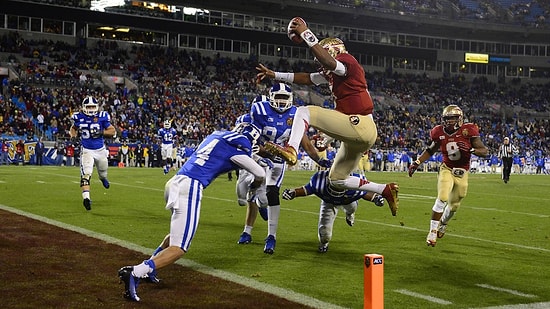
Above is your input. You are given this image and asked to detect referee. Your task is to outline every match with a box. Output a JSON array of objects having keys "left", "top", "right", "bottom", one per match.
[{"left": 498, "top": 137, "right": 518, "bottom": 183}]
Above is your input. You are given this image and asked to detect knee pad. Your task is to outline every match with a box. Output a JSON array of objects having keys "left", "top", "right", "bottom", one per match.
[
  {"left": 237, "top": 198, "right": 247, "bottom": 207},
  {"left": 432, "top": 199, "right": 446, "bottom": 213},
  {"left": 80, "top": 174, "right": 91, "bottom": 187},
  {"left": 266, "top": 186, "right": 280, "bottom": 206}
]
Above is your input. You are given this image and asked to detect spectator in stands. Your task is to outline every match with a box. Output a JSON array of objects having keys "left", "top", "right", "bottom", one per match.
[
  {"left": 1, "top": 139, "right": 10, "bottom": 165},
  {"left": 65, "top": 141, "right": 75, "bottom": 166},
  {"left": 15, "top": 139, "right": 25, "bottom": 165},
  {"left": 35, "top": 137, "right": 45, "bottom": 166}
]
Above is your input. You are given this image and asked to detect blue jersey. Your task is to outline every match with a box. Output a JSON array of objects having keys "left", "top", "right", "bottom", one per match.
[
  {"left": 235, "top": 113, "right": 252, "bottom": 125},
  {"left": 177, "top": 130, "right": 253, "bottom": 187},
  {"left": 158, "top": 127, "right": 177, "bottom": 145},
  {"left": 304, "top": 170, "right": 367, "bottom": 205},
  {"left": 71, "top": 111, "right": 112, "bottom": 150},
  {"left": 250, "top": 101, "right": 296, "bottom": 146}
]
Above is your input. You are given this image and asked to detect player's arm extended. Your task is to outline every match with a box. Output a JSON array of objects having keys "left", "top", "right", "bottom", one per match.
[
  {"left": 470, "top": 136, "right": 488, "bottom": 158},
  {"left": 415, "top": 141, "right": 439, "bottom": 165},
  {"left": 231, "top": 154, "right": 266, "bottom": 188},
  {"left": 282, "top": 186, "right": 308, "bottom": 200},
  {"left": 69, "top": 125, "right": 79, "bottom": 138},
  {"left": 103, "top": 125, "right": 117, "bottom": 138}
]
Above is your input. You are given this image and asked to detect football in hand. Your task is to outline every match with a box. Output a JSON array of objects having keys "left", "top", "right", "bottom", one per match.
[{"left": 287, "top": 17, "right": 307, "bottom": 44}]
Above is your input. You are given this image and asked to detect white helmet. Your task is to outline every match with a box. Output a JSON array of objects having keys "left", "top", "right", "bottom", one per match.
[
  {"left": 82, "top": 96, "right": 99, "bottom": 116},
  {"left": 269, "top": 83, "right": 293, "bottom": 113},
  {"left": 163, "top": 120, "right": 172, "bottom": 129}
]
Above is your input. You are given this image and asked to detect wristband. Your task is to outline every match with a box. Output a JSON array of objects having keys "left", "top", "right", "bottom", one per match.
[
  {"left": 300, "top": 29, "right": 319, "bottom": 47},
  {"left": 274, "top": 72, "right": 294, "bottom": 83}
]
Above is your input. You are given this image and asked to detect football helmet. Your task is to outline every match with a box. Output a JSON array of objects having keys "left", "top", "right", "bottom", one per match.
[
  {"left": 442, "top": 104, "right": 464, "bottom": 133},
  {"left": 319, "top": 37, "right": 347, "bottom": 58},
  {"left": 163, "top": 120, "right": 171, "bottom": 129},
  {"left": 233, "top": 122, "right": 261, "bottom": 151},
  {"left": 269, "top": 83, "right": 293, "bottom": 113},
  {"left": 82, "top": 96, "right": 99, "bottom": 116}
]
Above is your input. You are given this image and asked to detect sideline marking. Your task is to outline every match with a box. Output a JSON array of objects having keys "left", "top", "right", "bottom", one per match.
[
  {"left": 0, "top": 204, "right": 347, "bottom": 309},
  {"left": 476, "top": 284, "right": 537, "bottom": 298},
  {"left": 476, "top": 302, "right": 550, "bottom": 309},
  {"left": 394, "top": 289, "right": 452, "bottom": 305}
]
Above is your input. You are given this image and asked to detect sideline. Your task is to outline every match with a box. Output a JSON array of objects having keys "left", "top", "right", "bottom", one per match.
[{"left": 0, "top": 203, "right": 347, "bottom": 309}]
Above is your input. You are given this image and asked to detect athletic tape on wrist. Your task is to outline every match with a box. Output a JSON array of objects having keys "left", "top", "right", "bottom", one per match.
[
  {"left": 300, "top": 29, "right": 319, "bottom": 47},
  {"left": 274, "top": 72, "right": 294, "bottom": 83}
]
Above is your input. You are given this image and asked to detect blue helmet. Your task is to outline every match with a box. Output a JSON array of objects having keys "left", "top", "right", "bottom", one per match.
[
  {"left": 82, "top": 96, "right": 99, "bottom": 116},
  {"left": 232, "top": 122, "right": 261, "bottom": 150},
  {"left": 269, "top": 83, "right": 293, "bottom": 113}
]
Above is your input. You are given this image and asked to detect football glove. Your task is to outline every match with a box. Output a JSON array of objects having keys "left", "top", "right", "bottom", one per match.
[
  {"left": 408, "top": 160, "right": 420, "bottom": 177},
  {"left": 282, "top": 189, "right": 296, "bottom": 200},
  {"left": 317, "top": 159, "right": 332, "bottom": 169},
  {"left": 257, "top": 157, "right": 274, "bottom": 169},
  {"left": 89, "top": 127, "right": 103, "bottom": 138},
  {"left": 372, "top": 193, "right": 384, "bottom": 207}
]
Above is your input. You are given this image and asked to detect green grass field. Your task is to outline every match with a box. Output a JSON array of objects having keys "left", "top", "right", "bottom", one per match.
[{"left": 1, "top": 165, "right": 549, "bottom": 308}]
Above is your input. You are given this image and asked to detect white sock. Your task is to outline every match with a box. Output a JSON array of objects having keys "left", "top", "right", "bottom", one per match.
[
  {"left": 342, "top": 176, "right": 386, "bottom": 194},
  {"left": 82, "top": 191, "right": 90, "bottom": 200},
  {"left": 244, "top": 225, "right": 253, "bottom": 234},
  {"left": 430, "top": 219, "right": 440, "bottom": 232},
  {"left": 288, "top": 107, "right": 310, "bottom": 150},
  {"left": 267, "top": 205, "right": 280, "bottom": 237},
  {"left": 133, "top": 262, "right": 153, "bottom": 278},
  {"left": 441, "top": 207, "right": 454, "bottom": 225}
]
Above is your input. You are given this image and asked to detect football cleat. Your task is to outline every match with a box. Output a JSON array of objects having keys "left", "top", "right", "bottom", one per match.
[
  {"left": 318, "top": 243, "right": 329, "bottom": 253},
  {"left": 264, "top": 235, "right": 276, "bottom": 254},
  {"left": 345, "top": 213, "right": 355, "bottom": 227},
  {"left": 237, "top": 232, "right": 252, "bottom": 244},
  {"left": 426, "top": 230, "right": 437, "bottom": 247},
  {"left": 83, "top": 198, "right": 91, "bottom": 211},
  {"left": 258, "top": 206, "right": 268, "bottom": 221},
  {"left": 263, "top": 142, "right": 297, "bottom": 166},
  {"left": 163, "top": 166, "right": 169, "bottom": 175},
  {"left": 101, "top": 178, "right": 110, "bottom": 189},
  {"left": 118, "top": 266, "right": 140, "bottom": 302},
  {"left": 437, "top": 223, "right": 447, "bottom": 239},
  {"left": 381, "top": 183, "right": 399, "bottom": 216},
  {"left": 372, "top": 193, "right": 384, "bottom": 207}
]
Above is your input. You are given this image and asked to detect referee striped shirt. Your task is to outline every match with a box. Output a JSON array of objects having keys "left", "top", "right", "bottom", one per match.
[{"left": 498, "top": 143, "right": 518, "bottom": 158}]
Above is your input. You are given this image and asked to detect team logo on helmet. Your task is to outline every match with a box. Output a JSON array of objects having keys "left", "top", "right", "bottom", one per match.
[{"left": 319, "top": 37, "right": 347, "bottom": 58}]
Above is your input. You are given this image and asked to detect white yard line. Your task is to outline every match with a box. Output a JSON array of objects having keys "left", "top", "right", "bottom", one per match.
[
  {"left": 0, "top": 204, "right": 348, "bottom": 309},
  {"left": 475, "top": 302, "right": 550, "bottom": 309},
  {"left": 394, "top": 289, "right": 453, "bottom": 305},
  {"left": 476, "top": 284, "right": 537, "bottom": 298}
]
